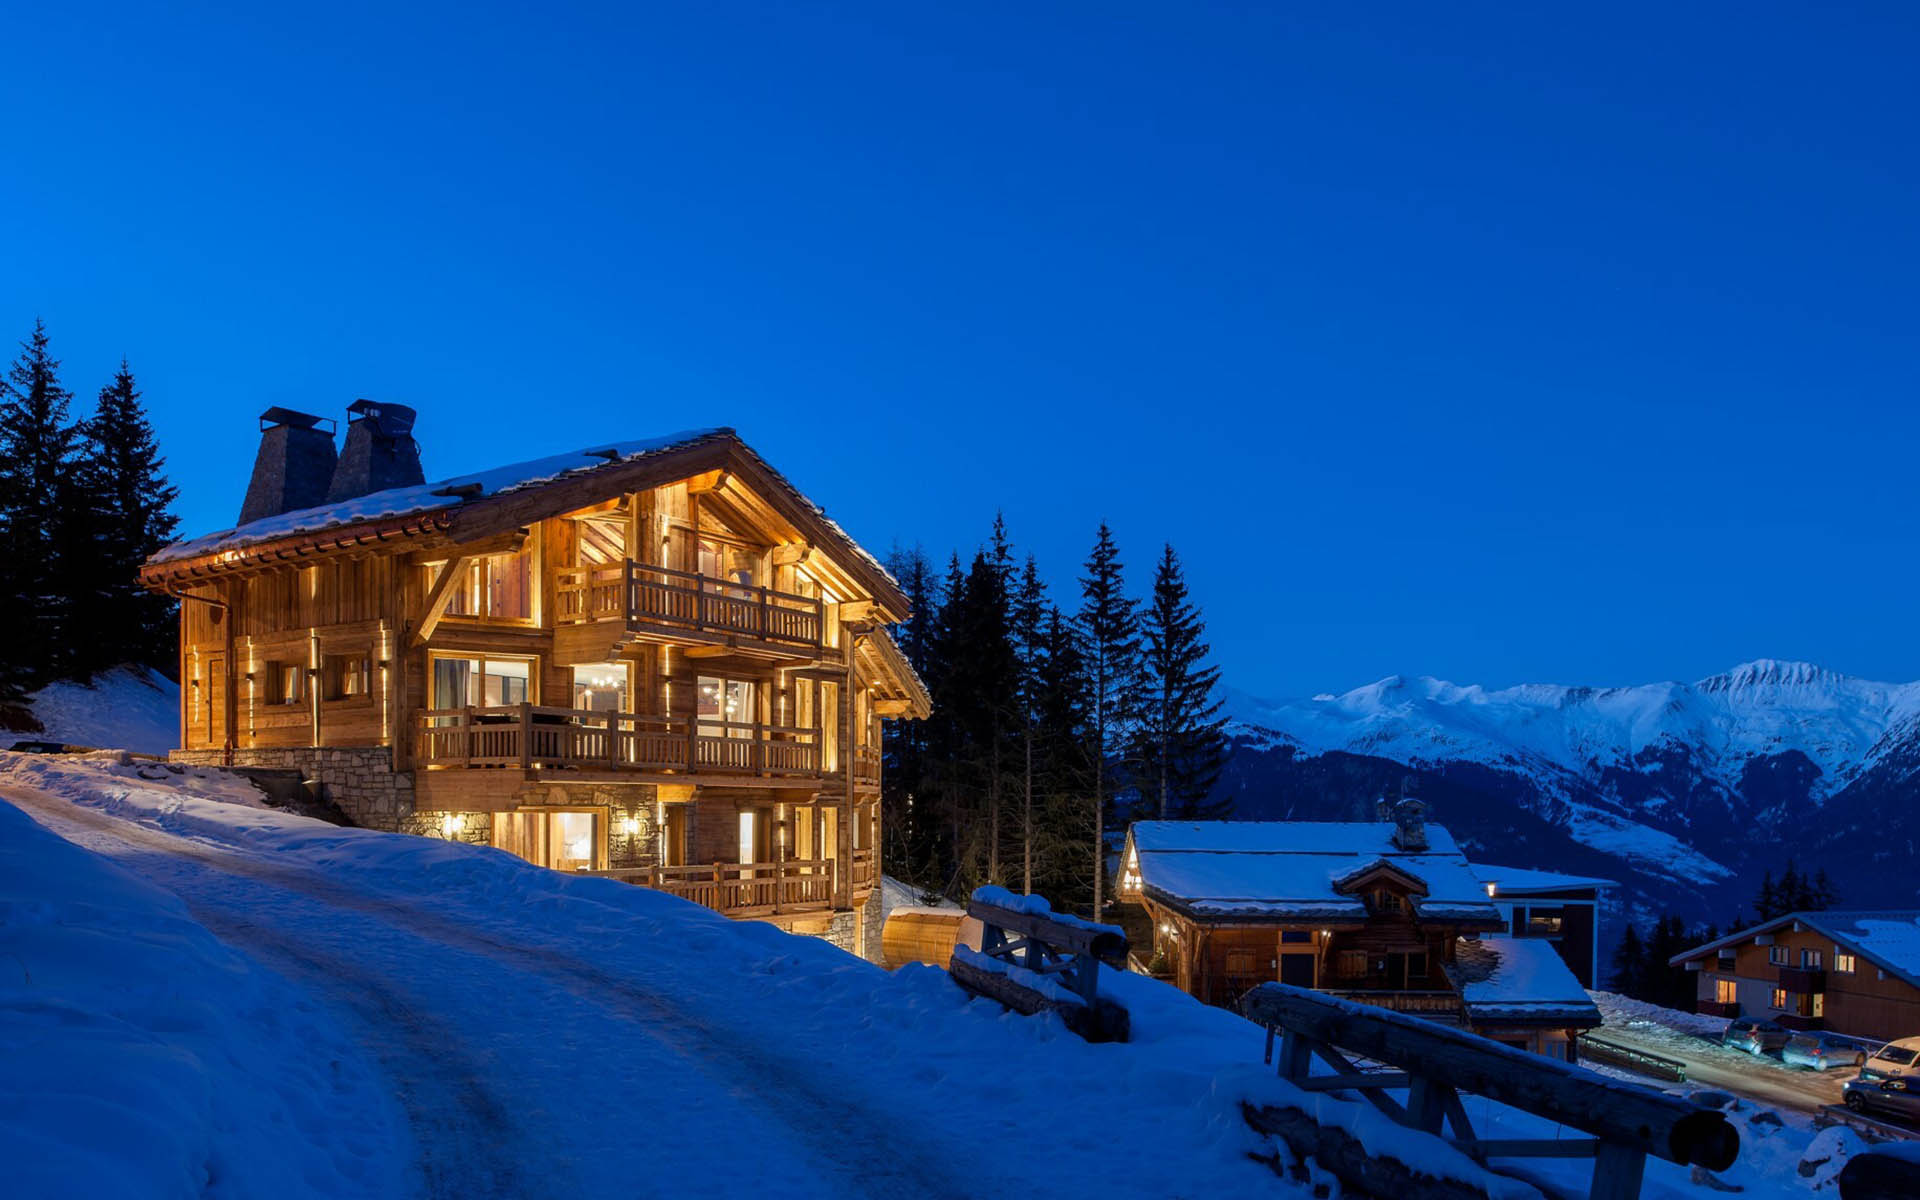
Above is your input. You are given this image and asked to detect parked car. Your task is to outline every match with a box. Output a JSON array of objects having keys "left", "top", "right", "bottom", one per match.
[
  {"left": 1844, "top": 1075, "right": 1920, "bottom": 1124},
  {"left": 1782, "top": 1033, "right": 1868, "bottom": 1071},
  {"left": 1722, "top": 1017, "right": 1791, "bottom": 1056},
  {"left": 1860, "top": 1036, "right": 1920, "bottom": 1081}
]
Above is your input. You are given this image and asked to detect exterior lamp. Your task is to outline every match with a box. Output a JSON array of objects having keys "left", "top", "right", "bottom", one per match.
[
  {"left": 441, "top": 812, "right": 464, "bottom": 838},
  {"left": 620, "top": 813, "right": 640, "bottom": 837}
]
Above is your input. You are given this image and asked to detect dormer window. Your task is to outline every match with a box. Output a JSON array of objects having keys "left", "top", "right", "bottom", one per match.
[{"left": 1373, "top": 889, "right": 1404, "bottom": 913}]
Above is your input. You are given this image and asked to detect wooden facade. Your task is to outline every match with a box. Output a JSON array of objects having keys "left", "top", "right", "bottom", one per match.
[
  {"left": 142, "top": 426, "right": 929, "bottom": 952},
  {"left": 1673, "top": 912, "right": 1920, "bottom": 1041}
]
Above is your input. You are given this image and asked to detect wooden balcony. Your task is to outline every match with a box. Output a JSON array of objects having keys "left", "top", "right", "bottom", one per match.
[
  {"left": 852, "top": 848, "right": 875, "bottom": 891},
  {"left": 584, "top": 860, "right": 835, "bottom": 917},
  {"left": 849, "top": 744, "right": 881, "bottom": 791},
  {"left": 416, "top": 705, "right": 824, "bottom": 779},
  {"left": 1777, "top": 966, "right": 1825, "bottom": 994},
  {"left": 555, "top": 561, "right": 824, "bottom": 657}
]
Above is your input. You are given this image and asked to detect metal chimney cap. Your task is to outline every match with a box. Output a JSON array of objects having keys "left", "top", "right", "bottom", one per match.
[
  {"left": 345, "top": 399, "right": 418, "bottom": 437},
  {"left": 258, "top": 406, "right": 335, "bottom": 432}
]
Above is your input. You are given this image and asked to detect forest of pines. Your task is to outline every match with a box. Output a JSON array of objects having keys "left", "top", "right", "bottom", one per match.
[
  {"left": 0, "top": 319, "right": 179, "bottom": 712},
  {"left": 881, "top": 517, "right": 1229, "bottom": 916}
]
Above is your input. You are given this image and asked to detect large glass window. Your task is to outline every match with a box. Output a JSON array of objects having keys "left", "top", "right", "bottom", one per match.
[
  {"left": 432, "top": 655, "right": 533, "bottom": 708},
  {"left": 1715, "top": 977, "right": 1738, "bottom": 1004},
  {"left": 697, "top": 675, "right": 757, "bottom": 735},
  {"left": 571, "top": 662, "right": 629, "bottom": 713},
  {"left": 491, "top": 810, "right": 599, "bottom": 873},
  {"left": 697, "top": 538, "right": 757, "bottom": 589}
]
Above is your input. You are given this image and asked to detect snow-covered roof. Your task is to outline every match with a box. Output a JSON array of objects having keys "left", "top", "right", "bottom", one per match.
[
  {"left": 1670, "top": 910, "right": 1920, "bottom": 991},
  {"left": 1446, "top": 936, "right": 1601, "bottom": 1026},
  {"left": 1475, "top": 864, "right": 1617, "bottom": 897},
  {"left": 153, "top": 430, "right": 725, "bottom": 564},
  {"left": 1127, "top": 820, "right": 1502, "bottom": 924}
]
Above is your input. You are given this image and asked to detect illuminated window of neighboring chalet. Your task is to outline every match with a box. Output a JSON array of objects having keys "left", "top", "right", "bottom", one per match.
[
  {"left": 1769, "top": 987, "right": 1789, "bottom": 1010},
  {"left": 1835, "top": 951, "right": 1857, "bottom": 974},
  {"left": 1526, "top": 908, "right": 1565, "bottom": 937},
  {"left": 1715, "top": 977, "right": 1738, "bottom": 1004}
]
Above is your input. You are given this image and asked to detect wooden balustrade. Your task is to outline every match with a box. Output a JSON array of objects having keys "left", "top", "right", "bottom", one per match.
[
  {"left": 416, "top": 706, "right": 824, "bottom": 778},
  {"left": 851, "top": 744, "right": 882, "bottom": 786},
  {"left": 554, "top": 560, "right": 824, "bottom": 653},
  {"left": 852, "top": 848, "right": 875, "bottom": 890},
  {"left": 582, "top": 859, "right": 834, "bottom": 916}
]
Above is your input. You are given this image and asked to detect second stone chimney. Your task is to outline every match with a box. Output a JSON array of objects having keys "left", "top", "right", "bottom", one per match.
[
  {"left": 1390, "top": 798, "right": 1429, "bottom": 852},
  {"left": 326, "top": 399, "right": 425, "bottom": 503}
]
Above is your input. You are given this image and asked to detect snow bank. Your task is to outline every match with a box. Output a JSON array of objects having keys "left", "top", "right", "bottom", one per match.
[
  {"left": 0, "top": 794, "right": 411, "bottom": 1200},
  {"left": 17, "top": 667, "right": 178, "bottom": 756}
]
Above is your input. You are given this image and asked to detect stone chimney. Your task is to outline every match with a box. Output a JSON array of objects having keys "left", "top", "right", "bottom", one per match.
[
  {"left": 239, "top": 407, "right": 338, "bottom": 524},
  {"left": 326, "top": 400, "right": 424, "bottom": 503},
  {"left": 1390, "top": 798, "right": 1429, "bottom": 852}
]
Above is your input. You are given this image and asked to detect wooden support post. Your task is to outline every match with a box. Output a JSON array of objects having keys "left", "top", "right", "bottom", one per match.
[
  {"left": 412, "top": 555, "right": 471, "bottom": 647},
  {"left": 1277, "top": 1030, "right": 1311, "bottom": 1081},
  {"left": 1407, "top": 1076, "right": 1448, "bottom": 1135},
  {"left": 519, "top": 701, "right": 533, "bottom": 769},
  {"left": 1591, "top": 1142, "right": 1648, "bottom": 1200}
]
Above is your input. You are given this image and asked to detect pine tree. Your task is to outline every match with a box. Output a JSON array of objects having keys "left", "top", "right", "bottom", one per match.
[
  {"left": 1809, "top": 868, "right": 1839, "bottom": 911},
  {"left": 1010, "top": 555, "right": 1048, "bottom": 893},
  {"left": 1753, "top": 870, "right": 1780, "bottom": 922},
  {"left": 1611, "top": 922, "right": 1648, "bottom": 998},
  {"left": 1076, "top": 523, "right": 1140, "bottom": 916},
  {"left": 1133, "top": 544, "right": 1228, "bottom": 821},
  {"left": 68, "top": 361, "right": 179, "bottom": 676},
  {"left": 1031, "top": 607, "right": 1094, "bottom": 909},
  {"left": 0, "top": 319, "right": 78, "bottom": 686},
  {"left": 881, "top": 544, "right": 939, "bottom": 885}
]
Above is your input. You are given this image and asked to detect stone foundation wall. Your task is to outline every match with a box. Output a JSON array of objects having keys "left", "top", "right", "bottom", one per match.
[
  {"left": 819, "top": 909, "right": 858, "bottom": 956},
  {"left": 860, "top": 892, "right": 885, "bottom": 965},
  {"left": 170, "top": 746, "right": 414, "bottom": 831}
]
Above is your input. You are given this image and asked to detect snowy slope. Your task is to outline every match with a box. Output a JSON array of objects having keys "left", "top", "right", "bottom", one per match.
[
  {"left": 0, "top": 754, "right": 1853, "bottom": 1200},
  {"left": 18, "top": 667, "right": 179, "bottom": 755}
]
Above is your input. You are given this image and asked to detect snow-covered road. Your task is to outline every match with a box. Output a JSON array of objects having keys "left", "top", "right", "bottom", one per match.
[
  {"left": 1592, "top": 1022, "right": 1850, "bottom": 1115},
  {"left": 2, "top": 781, "right": 975, "bottom": 1200}
]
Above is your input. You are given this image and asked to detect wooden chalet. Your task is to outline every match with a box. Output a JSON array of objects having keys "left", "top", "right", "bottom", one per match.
[
  {"left": 139, "top": 406, "right": 929, "bottom": 960},
  {"left": 1669, "top": 910, "right": 1920, "bottom": 1041},
  {"left": 1118, "top": 803, "right": 1600, "bottom": 1058}
]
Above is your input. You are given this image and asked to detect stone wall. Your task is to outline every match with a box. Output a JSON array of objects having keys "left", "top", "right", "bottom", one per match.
[
  {"left": 859, "top": 892, "right": 884, "bottom": 965},
  {"left": 170, "top": 745, "right": 413, "bottom": 831}
]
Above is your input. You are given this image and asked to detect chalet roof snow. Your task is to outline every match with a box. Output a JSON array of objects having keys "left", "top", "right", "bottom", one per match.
[
  {"left": 1127, "top": 820, "right": 1501, "bottom": 923},
  {"left": 1669, "top": 910, "right": 1920, "bottom": 992},
  {"left": 1474, "top": 864, "right": 1618, "bottom": 897},
  {"left": 1446, "top": 936, "right": 1601, "bottom": 1026},
  {"left": 153, "top": 430, "right": 726, "bottom": 565}
]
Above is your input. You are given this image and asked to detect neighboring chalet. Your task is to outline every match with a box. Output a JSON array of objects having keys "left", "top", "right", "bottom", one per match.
[
  {"left": 1118, "top": 803, "right": 1601, "bottom": 1059},
  {"left": 1477, "top": 864, "right": 1615, "bottom": 988},
  {"left": 139, "top": 406, "right": 930, "bottom": 961},
  {"left": 1669, "top": 911, "right": 1920, "bottom": 1042}
]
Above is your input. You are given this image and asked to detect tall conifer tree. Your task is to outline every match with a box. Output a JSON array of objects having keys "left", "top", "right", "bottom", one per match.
[
  {"left": 1134, "top": 544, "right": 1228, "bottom": 820},
  {"left": 1076, "top": 523, "right": 1140, "bottom": 915},
  {"left": 0, "top": 319, "right": 78, "bottom": 685}
]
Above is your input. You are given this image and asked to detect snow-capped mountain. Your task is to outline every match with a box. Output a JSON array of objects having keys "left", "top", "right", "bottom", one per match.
[{"left": 1217, "top": 660, "right": 1920, "bottom": 934}]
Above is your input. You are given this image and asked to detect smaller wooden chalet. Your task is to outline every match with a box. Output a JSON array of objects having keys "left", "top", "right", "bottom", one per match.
[
  {"left": 1119, "top": 803, "right": 1600, "bottom": 1058},
  {"left": 1477, "top": 864, "right": 1615, "bottom": 988},
  {"left": 1669, "top": 910, "right": 1920, "bottom": 1042}
]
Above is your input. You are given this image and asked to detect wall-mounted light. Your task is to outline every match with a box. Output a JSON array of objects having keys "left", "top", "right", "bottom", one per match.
[
  {"left": 620, "top": 813, "right": 640, "bottom": 837},
  {"left": 441, "top": 812, "right": 464, "bottom": 838}
]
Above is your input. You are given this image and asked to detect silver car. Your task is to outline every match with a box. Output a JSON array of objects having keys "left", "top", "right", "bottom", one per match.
[
  {"left": 1781, "top": 1033, "right": 1867, "bottom": 1072},
  {"left": 1844, "top": 1076, "right": 1920, "bottom": 1124}
]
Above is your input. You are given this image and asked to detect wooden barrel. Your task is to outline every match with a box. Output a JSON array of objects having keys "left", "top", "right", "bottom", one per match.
[{"left": 881, "top": 908, "right": 981, "bottom": 969}]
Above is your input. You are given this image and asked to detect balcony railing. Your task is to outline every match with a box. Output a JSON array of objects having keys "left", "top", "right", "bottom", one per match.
[
  {"left": 555, "top": 561, "right": 824, "bottom": 653},
  {"left": 852, "top": 847, "right": 875, "bottom": 891},
  {"left": 416, "top": 705, "right": 823, "bottom": 777},
  {"left": 850, "top": 744, "right": 881, "bottom": 788},
  {"left": 1777, "top": 966, "right": 1826, "bottom": 994},
  {"left": 584, "top": 860, "right": 834, "bottom": 916}
]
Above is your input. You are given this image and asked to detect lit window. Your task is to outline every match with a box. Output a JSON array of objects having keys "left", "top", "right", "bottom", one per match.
[
  {"left": 1527, "top": 909, "right": 1565, "bottom": 937},
  {"left": 430, "top": 655, "right": 534, "bottom": 709},
  {"left": 325, "top": 654, "right": 371, "bottom": 699},
  {"left": 1834, "top": 952, "right": 1857, "bottom": 974},
  {"left": 1770, "top": 987, "right": 1789, "bottom": 1010},
  {"left": 436, "top": 549, "right": 533, "bottom": 621},
  {"left": 269, "top": 662, "right": 305, "bottom": 706},
  {"left": 1715, "top": 978, "right": 1738, "bottom": 1004},
  {"left": 1812, "top": 992, "right": 1825, "bottom": 1019}
]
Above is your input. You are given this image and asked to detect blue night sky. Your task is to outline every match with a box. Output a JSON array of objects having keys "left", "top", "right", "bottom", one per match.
[{"left": 6, "top": 3, "right": 1918, "bottom": 698}]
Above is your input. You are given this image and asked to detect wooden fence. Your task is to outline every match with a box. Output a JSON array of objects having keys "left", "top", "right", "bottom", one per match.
[
  {"left": 947, "top": 889, "right": 1131, "bottom": 1042},
  {"left": 1241, "top": 983, "right": 1737, "bottom": 1200}
]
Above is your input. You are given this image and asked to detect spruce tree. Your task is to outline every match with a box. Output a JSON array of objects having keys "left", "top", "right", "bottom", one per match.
[
  {"left": 1031, "top": 607, "right": 1094, "bottom": 909},
  {"left": 881, "top": 544, "right": 939, "bottom": 884},
  {"left": 1610, "top": 922, "right": 1647, "bottom": 998},
  {"left": 1011, "top": 555, "right": 1047, "bottom": 893},
  {"left": 1076, "top": 523, "right": 1140, "bottom": 915},
  {"left": 1753, "top": 870, "right": 1780, "bottom": 922},
  {"left": 1133, "top": 544, "right": 1228, "bottom": 820},
  {"left": 70, "top": 361, "right": 179, "bottom": 676},
  {"left": 0, "top": 319, "right": 78, "bottom": 686}
]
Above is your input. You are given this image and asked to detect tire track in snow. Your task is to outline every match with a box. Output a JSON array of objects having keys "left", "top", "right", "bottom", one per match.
[{"left": 4, "top": 784, "right": 984, "bottom": 1200}]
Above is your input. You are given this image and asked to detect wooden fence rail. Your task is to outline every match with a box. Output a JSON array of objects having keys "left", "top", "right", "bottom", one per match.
[
  {"left": 947, "top": 888, "right": 1130, "bottom": 1042},
  {"left": 1240, "top": 983, "right": 1738, "bottom": 1200}
]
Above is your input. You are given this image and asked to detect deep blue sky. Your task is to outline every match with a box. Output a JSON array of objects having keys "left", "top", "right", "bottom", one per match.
[{"left": 7, "top": 3, "right": 1918, "bottom": 698}]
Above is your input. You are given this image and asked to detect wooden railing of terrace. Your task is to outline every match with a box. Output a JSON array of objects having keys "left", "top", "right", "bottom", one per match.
[
  {"left": 416, "top": 705, "right": 822, "bottom": 777},
  {"left": 554, "top": 561, "right": 824, "bottom": 653},
  {"left": 584, "top": 860, "right": 835, "bottom": 916}
]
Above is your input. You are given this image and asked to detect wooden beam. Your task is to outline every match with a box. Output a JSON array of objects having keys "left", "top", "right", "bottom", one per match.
[
  {"left": 404, "top": 529, "right": 525, "bottom": 565},
  {"left": 411, "top": 555, "right": 471, "bottom": 647},
  {"left": 688, "top": 469, "right": 731, "bottom": 494}
]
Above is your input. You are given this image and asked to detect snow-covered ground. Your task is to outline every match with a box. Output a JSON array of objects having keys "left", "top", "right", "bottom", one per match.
[
  {"left": 14, "top": 666, "right": 179, "bottom": 756},
  {"left": 1591, "top": 991, "right": 1860, "bottom": 1115},
  {"left": 0, "top": 753, "right": 1890, "bottom": 1199}
]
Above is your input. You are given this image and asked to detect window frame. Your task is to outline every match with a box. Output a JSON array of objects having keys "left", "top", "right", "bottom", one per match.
[
  {"left": 428, "top": 652, "right": 539, "bottom": 710},
  {"left": 1834, "top": 951, "right": 1857, "bottom": 974},
  {"left": 1768, "top": 944, "right": 1791, "bottom": 966}
]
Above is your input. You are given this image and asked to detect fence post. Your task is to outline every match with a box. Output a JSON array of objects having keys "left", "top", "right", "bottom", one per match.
[
  {"left": 519, "top": 701, "right": 533, "bottom": 769},
  {"left": 1591, "top": 1143, "right": 1648, "bottom": 1200}
]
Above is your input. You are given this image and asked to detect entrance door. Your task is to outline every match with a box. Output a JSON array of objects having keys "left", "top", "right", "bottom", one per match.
[
  {"left": 1279, "top": 953, "right": 1316, "bottom": 988},
  {"left": 204, "top": 654, "right": 227, "bottom": 748}
]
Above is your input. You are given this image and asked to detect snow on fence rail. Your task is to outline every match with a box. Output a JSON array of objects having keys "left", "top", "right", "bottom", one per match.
[
  {"left": 947, "top": 887, "right": 1131, "bottom": 1042},
  {"left": 1241, "top": 983, "right": 1739, "bottom": 1200}
]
